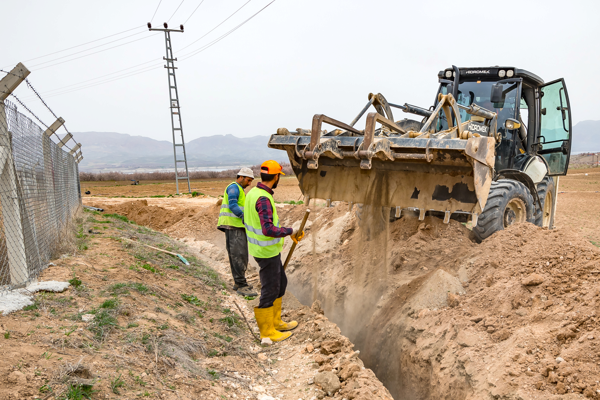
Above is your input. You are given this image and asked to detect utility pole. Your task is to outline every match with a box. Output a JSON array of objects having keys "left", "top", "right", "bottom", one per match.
[{"left": 148, "top": 22, "right": 191, "bottom": 194}]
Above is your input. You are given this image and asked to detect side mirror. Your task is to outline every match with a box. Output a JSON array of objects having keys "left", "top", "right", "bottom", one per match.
[
  {"left": 490, "top": 83, "right": 503, "bottom": 103},
  {"left": 504, "top": 118, "right": 521, "bottom": 130}
]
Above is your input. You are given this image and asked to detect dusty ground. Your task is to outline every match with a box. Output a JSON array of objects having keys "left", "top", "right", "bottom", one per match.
[
  {"left": 0, "top": 210, "right": 391, "bottom": 400},
  {"left": 64, "top": 169, "right": 600, "bottom": 399},
  {"left": 81, "top": 177, "right": 304, "bottom": 203}
]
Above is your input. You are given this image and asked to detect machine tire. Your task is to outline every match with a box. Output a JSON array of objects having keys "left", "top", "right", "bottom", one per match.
[
  {"left": 472, "top": 179, "right": 536, "bottom": 243},
  {"left": 533, "top": 176, "right": 555, "bottom": 228}
]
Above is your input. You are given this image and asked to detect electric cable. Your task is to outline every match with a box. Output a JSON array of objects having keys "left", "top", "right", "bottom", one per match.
[
  {"left": 180, "top": 0, "right": 276, "bottom": 60},
  {"left": 33, "top": 33, "right": 160, "bottom": 71},
  {"left": 167, "top": 0, "right": 186, "bottom": 23},
  {"left": 177, "top": 0, "right": 252, "bottom": 52},
  {"left": 150, "top": 0, "right": 163, "bottom": 23},
  {"left": 29, "top": 30, "right": 147, "bottom": 68},
  {"left": 183, "top": 0, "right": 206, "bottom": 25},
  {"left": 1, "top": 26, "right": 143, "bottom": 69}
]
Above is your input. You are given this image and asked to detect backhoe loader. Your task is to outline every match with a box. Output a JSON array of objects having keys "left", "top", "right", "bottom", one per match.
[{"left": 268, "top": 66, "right": 572, "bottom": 241}]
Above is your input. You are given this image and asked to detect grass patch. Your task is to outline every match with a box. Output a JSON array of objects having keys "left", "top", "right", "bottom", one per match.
[
  {"left": 68, "top": 277, "right": 82, "bottom": 289},
  {"left": 58, "top": 384, "right": 97, "bottom": 400},
  {"left": 105, "top": 213, "right": 131, "bottom": 223},
  {"left": 213, "top": 332, "right": 233, "bottom": 343},
  {"left": 141, "top": 264, "right": 157, "bottom": 273},
  {"left": 89, "top": 309, "right": 118, "bottom": 340},
  {"left": 100, "top": 298, "right": 119, "bottom": 309},
  {"left": 107, "top": 282, "right": 150, "bottom": 296},
  {"left": 591, "top": 241, "right": 599, "bottom": 247},
  {"left": 110, "top": 374, "right": 125, "bottom": 394},
  {"left": 181, "top": 294, "right": 205, "bottom": 307}
]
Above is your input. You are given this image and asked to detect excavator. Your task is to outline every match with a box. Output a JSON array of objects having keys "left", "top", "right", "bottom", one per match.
[{"left": 268, "top": 66, "right": 572, "bottom": 241}]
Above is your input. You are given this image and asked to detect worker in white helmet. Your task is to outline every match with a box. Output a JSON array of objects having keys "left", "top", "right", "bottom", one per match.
[{"left": 217, "top": 167, "right": 257, "bottom": 297}]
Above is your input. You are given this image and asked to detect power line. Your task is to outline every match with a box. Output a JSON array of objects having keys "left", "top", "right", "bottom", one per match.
[
  {"left": 178, "top": 0, "right": 252, "bottom": 53},
  {"left": 183, "top": 0, "right": 206, "bottom": 25},
  {"left": 23, "top": 58, "right": 162, "bottom": 97},
  {"left": 29, "top": 30, "right": 147, "bottom": 68},
  {"left": 150, "top": 0, "right": 163, "bottom": 23},
  {"left": 167, "top": 0, "right": 186, "bottom": 23},
  {"left": 14, "top": 0, "right": 277, "bottom": 99},
  {"left": 180, "top": 0, "right": 276, "bottom": 60},
  {"left": 1, "top": 26, "right": 143, "bottom": 69},
  {"left": 33, "top": 33, "right": 160, "bottom": 71}
]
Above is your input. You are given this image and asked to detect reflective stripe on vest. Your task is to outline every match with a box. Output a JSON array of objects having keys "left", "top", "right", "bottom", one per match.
[
  {"left": 243, "top": 187, "right": 284, "bottom": 258},
  {"left": 216, "top": 182, "right": 245, "bottom": 229}
]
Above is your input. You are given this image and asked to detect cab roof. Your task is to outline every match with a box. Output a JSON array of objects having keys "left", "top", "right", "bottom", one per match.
[{"left": 438, "top": 67, "right": 544, "bottom": 87}]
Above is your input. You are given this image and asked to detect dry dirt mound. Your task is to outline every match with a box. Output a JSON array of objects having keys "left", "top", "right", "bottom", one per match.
[
  {"left": 88, "top": 199, "right": 222, "bottom": 240},
  {"left": 280, "top": 204, "right": 600, "bottom": 399}
]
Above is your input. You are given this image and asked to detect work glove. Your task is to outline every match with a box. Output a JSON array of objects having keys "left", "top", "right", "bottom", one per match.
[{"left": 290, "top": 229, "right": 305, "bottom": 244}]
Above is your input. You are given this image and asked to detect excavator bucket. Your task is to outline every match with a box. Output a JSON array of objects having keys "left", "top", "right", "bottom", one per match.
[{"left": 268, "top": 93, "right": 497, "bottom": 223}]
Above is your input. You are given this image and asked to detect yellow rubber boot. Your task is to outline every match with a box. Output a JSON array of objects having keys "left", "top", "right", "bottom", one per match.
[
  {"left": 273, "top": 297, "right": 298, "bottom": 332},
  {"left": 254, "top": 306, "right": 292, "bottom": 342}
]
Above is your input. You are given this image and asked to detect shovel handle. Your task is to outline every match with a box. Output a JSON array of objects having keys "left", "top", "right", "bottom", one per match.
[{"left": 283, "top": 209, "right": 311, "bottom": 270}]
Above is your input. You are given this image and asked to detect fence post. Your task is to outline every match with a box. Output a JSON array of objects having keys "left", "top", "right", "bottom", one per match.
[{"left": 0, "top": 63, "right": 31, "bottom": 284}]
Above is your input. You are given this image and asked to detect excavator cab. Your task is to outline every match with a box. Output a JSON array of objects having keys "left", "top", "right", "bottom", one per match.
[{"left": 268, "top": 66, "right": 572, "bottom": 240}]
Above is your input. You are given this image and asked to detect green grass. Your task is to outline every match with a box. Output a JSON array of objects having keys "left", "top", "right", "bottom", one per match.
[
  {"left": 89, "top": 309, "right": 118, "bottom": 340},
  {"left": 110, "top": 374, "right": 125, "bottom": 394},
  {"left": 105, "top": 213, "right": 131, "bottom": 223},
  {"left": 181, "top": 294, "right": 205, "bottom": 307},
  {"left": 107, "top": 282, "right": 149, "bottom": 296},
  {"left": 166, "top": 264, "right": 179, "bottom": 270},
  {"left": 141, "top": 264, "right": 157, "bottom": 273},
  {"left": 207, "top": 369, "right": 220, "bottom": 379},
  {"left": 150, "top": 195, "right": 166, "bottom": 198},
  {"left": 100, "top": 298, "right": 119, "bottom": 309},
  {"left": 213, "top": 332, "right": 233, "bottom": 342},
  {"left": 4, "top": 332, "right": 10, "bottom": 339},
  {"left": 591, "top": 241, "right": 599, "bottom": 247},
  {"left": 68, "top": 277, "right": 82, "bottom": 288},
  {"left": 58, "top": 384, "right": 97, "bottom": 400}
]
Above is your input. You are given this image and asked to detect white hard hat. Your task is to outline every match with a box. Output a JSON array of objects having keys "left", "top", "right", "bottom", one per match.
[{"left": 238, "top": 167, "right": 254, "bottom": 178}]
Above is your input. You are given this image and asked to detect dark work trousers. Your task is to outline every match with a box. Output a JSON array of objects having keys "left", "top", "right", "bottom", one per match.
[
  {"left": 224, "top": 228, "right": 249, "bottom": 288},
  {"left": 255, "top": 254, "right": 287, "bottom": 308}
]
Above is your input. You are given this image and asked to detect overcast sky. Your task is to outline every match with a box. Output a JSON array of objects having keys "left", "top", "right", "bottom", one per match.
[{"left": 2, "top": 0, "right": 599, "bottom": 144}]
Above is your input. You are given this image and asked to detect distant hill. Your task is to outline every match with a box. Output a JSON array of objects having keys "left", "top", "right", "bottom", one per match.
[
  {"left": 572, "top": 120, "right": 600, "bottom": 153},
  {"left": 72, "top": 121, "right": 597, "bottom": 172},
  {"left": 72, "top": 132, "right": 288, "bottom": 172}
]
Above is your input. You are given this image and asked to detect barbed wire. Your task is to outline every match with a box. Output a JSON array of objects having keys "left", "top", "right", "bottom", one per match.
[{"left": 1, "top": 68, "right": 78, "bottom": 154}]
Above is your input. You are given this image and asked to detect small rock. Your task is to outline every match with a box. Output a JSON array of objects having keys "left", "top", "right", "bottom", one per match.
[
  {"left": 584, "top": 387, "right": 595, "bottom": 398},
  {"left": 314, "top": 371, "right": 341, "bottom": 396},
  {"left": 257, "top": 395, "right": 275, "bottom": 400},
  {"left": 338, "top": 363, "right": 360, "bottom": 381},
  {"left": 311, "top": 300, "right": 324, "bottom": 315},
  {"left": 522, "top": 273, "right": 544, "bottom": 286},
  {"left": 535, "top": 381, "right": 543, "bottom": 390},
  {"left": 253, "top": 385, "right": 266, "bottom": 393},
  {"left": 7, "top": 371, "right": 26, "bottom": 385},
  {"left": 314, "top": 354, "right": 327, "bottom": 365},
  {"left": 447, "top": 292, "right": 460, "bottom": 308},
  {"left": 306, "top": 344, "right": 314, "bottom": 353},
  {"left": 261, "top": 338, "right": 273, "bottom": 346},
  {"left": 515, "top": 309, "right": 528, "bottom": 317},
  {"left": 417, "top": 309, "right": 430, "bottom": 319},
  {"left": 258, "top": 353, "right": 268, "bottom": 361},
  {"left": 81, "top": 314, "right": 94, "bottom": 322},
  {"left": 556, "top": 357, "right": 565, "bottom": 364},
  {"left": 470, "top": 316, "right": 484, "bottom": 323},
  {"left": 556, "top": 382, "right": 566, "bottom": 394},
  {"left": 320, "top": 340, "right": 343, "bottom": 355}
]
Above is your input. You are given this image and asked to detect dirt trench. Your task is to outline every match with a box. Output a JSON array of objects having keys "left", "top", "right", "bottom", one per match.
[
  {"left": 85, "top": 197, "right": 600, "bottom": 399},
  {"left": 278, "top": 204, "right": 600, "bottom": 400}
]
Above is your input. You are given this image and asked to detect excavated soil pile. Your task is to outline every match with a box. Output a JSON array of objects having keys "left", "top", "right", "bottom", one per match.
[
  {"left": 89, "top": 199, "right": 221, "bottom": 240},
  {"left": 279, "top": 204, "right": 600, "bottom": 400}
]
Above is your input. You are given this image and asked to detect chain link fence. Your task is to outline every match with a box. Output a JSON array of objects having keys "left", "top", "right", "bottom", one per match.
[{"left": 0, "top": 100, "right": 81, "bottom": 293}]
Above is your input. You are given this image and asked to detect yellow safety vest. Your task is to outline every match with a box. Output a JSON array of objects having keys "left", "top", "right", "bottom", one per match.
[
  {"left": 244, "top": 187, "right": 284, "bottom": 258},
  {"left": 217, "top": 182, "right": 245, "bottom": 229}
]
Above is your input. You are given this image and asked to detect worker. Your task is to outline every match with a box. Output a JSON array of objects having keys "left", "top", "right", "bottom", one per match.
[
  {"left": 217, "top": 167, "right": 257, "bottom": 297},
  {"left": 244, "top": 160, "right": 304, "bottom": 342}
]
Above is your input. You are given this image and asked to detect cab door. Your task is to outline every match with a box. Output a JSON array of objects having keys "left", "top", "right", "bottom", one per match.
[{"left": 537, "top": 78, "right": 572, "bottom": 175}]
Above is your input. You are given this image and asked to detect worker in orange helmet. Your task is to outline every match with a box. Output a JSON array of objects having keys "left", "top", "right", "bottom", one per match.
[{"left": 244, "top": 160, "right": 305, "bottom": 342}]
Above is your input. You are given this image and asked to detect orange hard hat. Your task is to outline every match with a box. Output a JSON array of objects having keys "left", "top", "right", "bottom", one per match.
[{"left": 260, "top": 160, "right": 285, "bottom": 175}]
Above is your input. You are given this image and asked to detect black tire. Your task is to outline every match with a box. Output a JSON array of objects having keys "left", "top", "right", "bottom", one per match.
[
  {"left": 472, "top": 179, "right": 536, "bottom": 243},
  {"left": 534, "top": 176, "right": 555, "bottom": 228}
]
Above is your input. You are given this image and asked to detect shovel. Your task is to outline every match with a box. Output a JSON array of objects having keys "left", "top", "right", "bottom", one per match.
[
  {"left": 121, "top": 237, "right": 190, "bottom": 265},
  {"left": 283, "top": 209, "right": 311, "bottom": 270}
]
